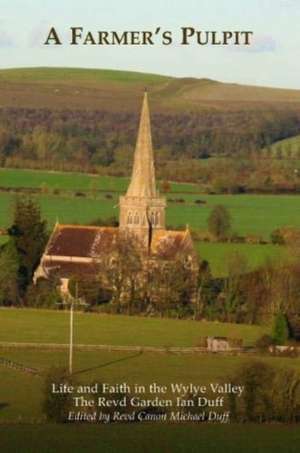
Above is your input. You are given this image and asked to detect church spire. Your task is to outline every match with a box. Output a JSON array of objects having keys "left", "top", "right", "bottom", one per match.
[
  {"left": 119, "top": 91, "right": 166, "bottom": 242},
  {"left": 125, "top": 90, "right": 157, "bottom": 198}
]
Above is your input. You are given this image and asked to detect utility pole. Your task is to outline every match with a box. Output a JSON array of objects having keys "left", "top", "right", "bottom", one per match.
[
  {"left": 69, "top": 300, "right": 74, "bottom": 375},
  {"left": 59, "top": 282, "right": 88, "bottom": 375}
]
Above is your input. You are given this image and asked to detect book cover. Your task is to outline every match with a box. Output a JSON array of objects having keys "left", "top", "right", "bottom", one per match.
[{"left": 1, "top": 1, "right": 300, "bottom": 452}]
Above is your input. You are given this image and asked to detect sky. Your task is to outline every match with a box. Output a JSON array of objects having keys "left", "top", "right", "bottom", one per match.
[{"left": 0, "top": 0, "right": 300, "bottom": 88}]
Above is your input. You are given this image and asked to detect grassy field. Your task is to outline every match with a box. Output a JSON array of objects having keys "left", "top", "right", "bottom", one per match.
[
  {"left": 0, "top": 168, "right": 197, "bottom": 193},
  {"left": 1, "top": 168, "right": 300, "bottom": 239},
  {"left": 1, "top": 349, "right": 300, "bottom": 423},
  {"left": 0, "top": 67, "right": 170, "bottom": 85},
  {"left": 0, "top": 308, "right": 269, "bottom": 347},
  {"left": 0, "top": 308, "right": 271, "bottom": 424},
  {"left": 1, "top": 423, "right": 300, "bottom": 453},
  {"left": 0, "top": 308, "right": 298, "bottom": 451},
  {"left": 1, "top": 67, "right": 300, "bottom": 112},
  {"left": 197, "top": 242, "right": 285, "bottom": 277}
]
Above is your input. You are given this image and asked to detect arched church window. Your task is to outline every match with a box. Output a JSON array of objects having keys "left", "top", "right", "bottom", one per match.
[
  {"left": 127, "top": 212, "right": 133, "bottom": 224},
  {"left": 142, "top": 216, "right": 146, "bottom": 226},
  {"left": 134, "top": 212, "right": 139, "bottom": 224}
]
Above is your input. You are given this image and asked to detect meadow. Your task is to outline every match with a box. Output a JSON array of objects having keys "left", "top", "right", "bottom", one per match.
[
  {"left": 0, "top": 308, "right": 298, "bottom": 451},
  {"left": 0, "top": 168, "right": 196, "bottom": 193},
  {"left": 1, "top": 168, "right": 300, "bottom": 239},
  {"left": 0, "top": 307, "right": 270, "bottom": 424},
  {"left": 0, "top": 308, "right": 269, "bottom": 347},
  {"left": 196, "top": 242, "right": 284, "bottom": 277}
]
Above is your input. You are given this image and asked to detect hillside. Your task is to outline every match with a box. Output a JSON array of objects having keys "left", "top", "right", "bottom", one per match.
[
  {"left": 264, "top": 134, "right": 300, "bottom": 157},
  {"left": 1, "top": 67, "right": 300, "bottom": 112},
  {"left": 1, "top": 67, "right": 300, "bottom": 178}
]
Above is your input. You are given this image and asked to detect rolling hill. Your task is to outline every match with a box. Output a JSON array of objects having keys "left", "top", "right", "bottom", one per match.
[
  {"left": 264, "top": 134, "right": 300, "bottom": 157},
  {"left": 1, "top": 67, "right": 300, "bottom": 112}
]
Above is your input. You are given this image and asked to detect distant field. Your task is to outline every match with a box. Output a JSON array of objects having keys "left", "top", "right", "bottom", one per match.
[
  {"left": 0, "top": 308, "right": 269, "bottom": 347},
  {"left": 1, "top": 67, "right": 300, "bottom": 111},
  {"left": 0, "top": 67, "right": 170, "bottom": 85},
  {"left": 167, "top": 193, "right": 300, "bottom": 238},
  {"left": 1, "top": 424, "right": 300, "bottom": 453},
  {"left": 0, "top": 168, "right": 197, "bottom": 193},
  {"left": 1, "top": 168, "right": 300, "bottom": 238},
  {"left": 197, "top": 242, "right": 284, "bottom": 277}
]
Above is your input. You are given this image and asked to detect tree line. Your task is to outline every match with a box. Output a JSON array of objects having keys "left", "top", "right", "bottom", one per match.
[{"left": 0, "top": 106, "right": 299, "bottom": 167}]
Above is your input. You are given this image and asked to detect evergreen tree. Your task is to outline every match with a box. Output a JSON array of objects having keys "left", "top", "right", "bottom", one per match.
[{"left": 8, "top": 197, "right": 48, "bottom": 293}]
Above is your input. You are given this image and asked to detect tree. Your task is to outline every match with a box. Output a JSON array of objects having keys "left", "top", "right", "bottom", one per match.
[
  {"left": 8, "top": 197, "right": 48, "bottom": 293},
  {"left": 68, "top": 276, "right": 112, "bottom": 307},
  {"left": 25, "top": 278, "right": 62, "bottom": 308},
  {"left": 229, "top": 360, "right": 300, "bottom": 423},
  {"left": 272, "top": 312, "right": 289, "bottom": 345},
  {"left": 208, "top": 205, "right": 231, "bottom": 240},
  {"left": 146, "top": 257, "right": 195, "bottom": 317},
  {"left": 42, "top": 367, "right": 75, "bottom": 423},
  {"left": 222, "top": 252, "right": 248, "bottom": 322},
  {"left": 98, "top": 233, "right": 143, "bottom": 314},
  {"left": 0, "top": 240, "right": 19, "bottom": 306}
]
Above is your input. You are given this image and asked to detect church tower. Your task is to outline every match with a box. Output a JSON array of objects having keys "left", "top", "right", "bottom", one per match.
[{"left": 119, "top": 91, "right": 166, "bottom": 248}]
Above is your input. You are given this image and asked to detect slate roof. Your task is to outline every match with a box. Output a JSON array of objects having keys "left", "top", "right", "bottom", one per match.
[
  {"left": 46, "top": 225, "right": 118, "bottom": 258},
  {"left": 40, "top": 224, "right": 194, "bottom": 279},
  {"left": 42, "top": 260, "right": 98, "bottom": 278}
]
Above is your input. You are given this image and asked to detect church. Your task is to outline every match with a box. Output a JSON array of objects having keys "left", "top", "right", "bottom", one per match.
[{"left": 34, "top": 91, "right": 198, "bottom": 303}]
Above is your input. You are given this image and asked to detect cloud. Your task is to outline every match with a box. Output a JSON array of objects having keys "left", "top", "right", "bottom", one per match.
[
  {"left": 228, "top": 34, "right": 278, "bottom": 54},
  {"left": 0, "top": 29, "right": 15, "bottom": 48},
  {"left": 29, "top": 22, "right": 69, "bottom": 48},
  {"left": 29, "top": 21, "right": 53, "bottom": 47},
  {"left": 249, "top": 35, "right": 277, "bottom": 53}
]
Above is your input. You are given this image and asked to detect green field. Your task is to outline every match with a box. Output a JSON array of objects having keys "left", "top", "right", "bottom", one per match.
[
  {"left": 0, "top": 67, "right": 170, "bottom": 85},
  {"left": 1, "top": 168, "right": 300, "bottom": 240},
  {"left": 0, "top": 349, "right": 299, "bottom": 423},
  {"left": 1, "top": 190, "right": 299, "bottom": 238},
  {"left": 0, "top": 308, "right": 298, "bottom": 451},
  {"left": 0, "top": 308, "right": 271, "bottom": 424},
  {"left": 0, "top": 168, "right": 197, "bottom": 194},
  {"left": 198, "top": 242, "right": 285, "bottom": 277},
  {"left": 0, "top": 309, "right": 269, "bottom": 347}
]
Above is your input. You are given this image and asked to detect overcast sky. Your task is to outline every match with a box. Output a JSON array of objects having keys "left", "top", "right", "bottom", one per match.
[{"left": 0, "top": 0, "right": 300, "bottom": 89}]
